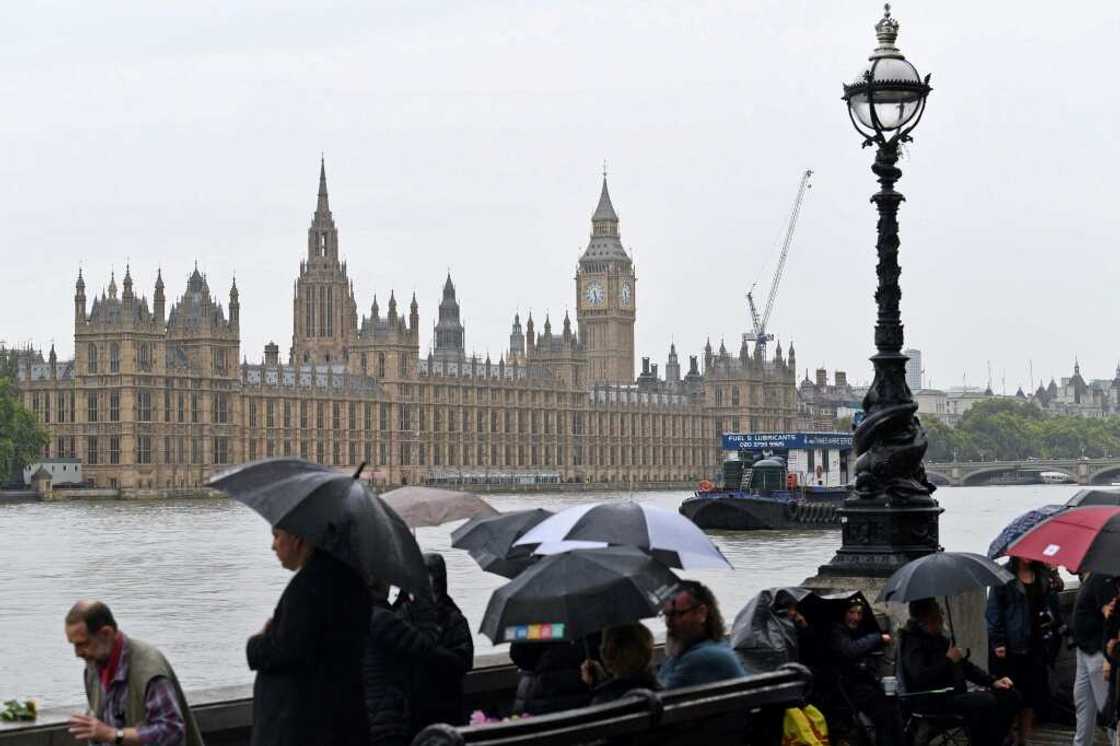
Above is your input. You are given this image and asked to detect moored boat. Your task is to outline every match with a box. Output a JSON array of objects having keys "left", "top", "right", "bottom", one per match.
[{"left": 680, "top": 456, "right": 846, "bottom": 531}]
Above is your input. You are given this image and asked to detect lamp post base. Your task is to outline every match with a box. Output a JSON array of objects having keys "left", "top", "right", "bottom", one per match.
[{"left": 815, "top": 496, "right": 943, "bottom": 578}]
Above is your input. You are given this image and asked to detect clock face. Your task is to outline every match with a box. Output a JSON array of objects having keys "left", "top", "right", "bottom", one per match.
[
  {"left": 620, "top": 283, "right": 632, "bottom": 305},
  {"left": 585, "top": 282, "right": 605, "bottom": 305}
]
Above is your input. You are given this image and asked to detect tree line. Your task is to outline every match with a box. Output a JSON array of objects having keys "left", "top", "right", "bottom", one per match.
[
  {"left": 922, "top": 398, "right": 1120, "bottom": 462},
  {"left": 0, "top": 346, "right": 48, "bottom": 484}
]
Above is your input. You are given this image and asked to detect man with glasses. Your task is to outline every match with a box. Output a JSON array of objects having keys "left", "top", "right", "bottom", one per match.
[{"left": 658, "top": 580, "right": 746, "bottom": 689}]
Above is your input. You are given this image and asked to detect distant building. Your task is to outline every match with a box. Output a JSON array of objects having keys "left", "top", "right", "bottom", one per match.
[
  {"left": 22, "top": 457, "right": 83, "bottom": 486},
  {"left": 14, "top": 162, "right": 799, "bottom": 489},
  {"left": 913, "top": 388, "right": 948, "bottom": 422},
  {"left": 904, "top": 348, "right": 922, "bottom": 391},
  {"left": 797, "top": 368, "right": 860, "bottom": 430},
  {"left": 1032, "top": 360, "right": 1120, "bottom": 418}
]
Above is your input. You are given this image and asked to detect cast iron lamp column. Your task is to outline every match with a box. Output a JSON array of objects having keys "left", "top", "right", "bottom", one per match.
[{"left": 821, "top": 4, "right": 942, "bottom": 577}]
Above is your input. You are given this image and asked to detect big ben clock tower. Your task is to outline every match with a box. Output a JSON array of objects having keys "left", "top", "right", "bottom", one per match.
[{"left": 576, "top": 173, "right": 635, "bottom": 385}]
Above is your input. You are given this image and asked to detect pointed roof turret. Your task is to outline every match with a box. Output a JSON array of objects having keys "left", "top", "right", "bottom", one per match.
[
  {"left": 704, "top": 337, "right": 712, "bottom": 354},
  {"left": 317, "top": 156, "right": 330, "bottom": 215},
  {"left": 443, "top": 272, "right": 455, "bottom": 299},
  {"left": 388, "top": 290, "right": 397, "bottom": 318},
  {"left": 562, "top": 310, "right": 571, "bottom": 336},
  {"left": 229, "top": 274, "right": 239, "bottom": 301},
  {"left": 581, "top": 166, "right": 630, "bottom": 262},
  {"left": 592, "top": 175, "right": 619, "bottom": 223},
  {"left": 122, "top": 264, "right": 133, "bottom": 298},
  {"left": 76, "top": 267, "right": 85, "bottom": 293},
  {"left": 543, "top": 314, "right": 552, "bottom": 336},
  {"left": 155, "top": 268, "right": 164, "bottom": 291},
  {"left": 371, "top": 295, "right": 379, "bottom": 318},
  {"left": 410, "top": 291, "right": 418, "bottom": 312},
  {"left": 107, "top": 270, "right": 118, "bottom": 299}
]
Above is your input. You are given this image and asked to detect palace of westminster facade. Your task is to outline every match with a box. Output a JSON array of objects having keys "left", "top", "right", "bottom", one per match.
[{"left": 15, "top": 162, "right": 799, "bottom": 489}]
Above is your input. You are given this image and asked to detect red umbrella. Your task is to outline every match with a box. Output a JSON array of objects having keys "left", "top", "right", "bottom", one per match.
[{"left": 1006, "top": 505, "right": 1120, "bottom": 574}]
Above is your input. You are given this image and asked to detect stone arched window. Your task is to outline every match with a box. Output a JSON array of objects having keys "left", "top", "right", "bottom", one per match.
[
  {"left": 88, "top": 343, "right": 99, "bottom": 374},
  {"left": 109, "top": 343, "right": 120, "bottom": 373},
  {"left": 731, "top": 386, "right": 740, "bottom": 407},
  {"left": 138, "top": 343, "right": 151, "bottom": 371},
  {"left": 377, "top": 353, "right": 386, "bottom": 379}
]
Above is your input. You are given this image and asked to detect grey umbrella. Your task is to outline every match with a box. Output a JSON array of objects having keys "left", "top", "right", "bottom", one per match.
[
  {"left": 208, "top": 458, "right": 431, "bottom": 597},
  {"left": 1067, "top": 488, "right": 1120, "bottom": 508},
  {"left": 381, "top": 486, "right": 499, "bottom": 528}
]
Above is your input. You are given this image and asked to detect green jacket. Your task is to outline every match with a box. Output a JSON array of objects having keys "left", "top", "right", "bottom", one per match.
[{"left": 83, "top": 635, "right": 204, "bottom": 746}]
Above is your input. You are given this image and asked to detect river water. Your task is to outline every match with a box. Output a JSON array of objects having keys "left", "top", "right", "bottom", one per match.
[{"left": 0, "top": 484, "right": 1079, "bottom": 708}]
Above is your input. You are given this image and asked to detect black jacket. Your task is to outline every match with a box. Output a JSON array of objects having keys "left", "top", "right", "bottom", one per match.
[
  {"left": 511, "top": 640, "right": 597, "bottom": 716},
  {"left": 829, "top": 622, "right": 884, "bottom": 686},
  {"left": 247, "top": 551, "right": 372, "bottom": 746},
  {"left": 1074, "top": 573, "right": 1117, "bottom": 654},
  {"left": 364, "top": 596, "right": 441, "bottom": 745},
  {"left": 899, "top": 619, "right": 993, "bottom": 694},
  {"left": 590, "top": 669, "right": 661, "bottom": 705},
  {"left": 398, "top": 554, "right": 475, "bottom": 729},
  {"left": 986, "top": 576, "right": 1062, "bottom": 655}
]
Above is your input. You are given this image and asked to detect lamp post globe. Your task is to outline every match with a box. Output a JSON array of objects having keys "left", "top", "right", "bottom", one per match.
[
  {"left": 843, "top": 4, "right": 932, "bottom": 145},
  {"left": 818, "top": 4, "right": 943, "bottom": 580}
]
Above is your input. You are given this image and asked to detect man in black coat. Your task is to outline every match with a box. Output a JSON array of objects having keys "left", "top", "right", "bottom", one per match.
[
  {"left": 900, "top": 598, "right": 1021, "bottom": 746},
  {"left": 365, "top": 581, "right": 457, "bottom": 746},
  {"left": 827, "top": 601, "right": 903, "bottom": 746},
  {"left": 396, "top": 553, "right": 475, "bottom": 730},
  {"left": 247, "top": 528, "right": 372, "bottom": 746}
]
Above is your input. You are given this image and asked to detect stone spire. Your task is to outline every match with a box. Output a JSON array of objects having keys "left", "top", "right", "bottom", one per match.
[
  {"left": 75, "top": 268, "right": 86, "bottom": 324},
  {"left": 108, "top": 270, "right": 118, "bottom": 300},
  {"left": 122, "top": 264, "right": 134, "bottom": 300},
  {"left": 526, "top": 313, "right": 535, "bottom": 348},
  {"left": 509, "top": 313, "right": 525, "bottom": 359},
  {"left": 562, "top": 311, "right": 572, "bottom": 340},
  {"left": 543, "top": 314, "right": 552, "bottom": 337},
  {"left": 371, "top": 295, "right": 379, "bottom": 319},
  {"left": 409, "top": 292, "right": 419, "bottom": 332},
  {"left": 388, "top": 291, "right": 397, "bottom": 321},
  {"left": 317, "top": 156, "right": 330, "bottom": 215},
  {"left": 154, "top": 268, "right": 165, "bottom": 322},
  {"left": 666, "top": 343, "right": 681, "bottom": 383},
  {"left": 229, "top": 276, "right": 240, "bottom": 326},
  {"left": 308, "top": 157, "right": 339, "bottom": 262}
]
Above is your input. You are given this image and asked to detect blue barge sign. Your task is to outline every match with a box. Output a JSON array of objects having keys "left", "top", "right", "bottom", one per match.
[{"left": 721, "top": 432, "right": 853, "bottom": 452}]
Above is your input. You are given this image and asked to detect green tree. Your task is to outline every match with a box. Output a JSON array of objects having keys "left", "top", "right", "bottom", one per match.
[{"left": 0, "top": 374, "right": 48, "bottom": 483}]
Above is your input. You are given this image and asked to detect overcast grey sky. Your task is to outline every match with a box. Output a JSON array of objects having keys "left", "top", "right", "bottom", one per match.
[{"left": 3, "top": 1, "right": 1117, "bottom": 393}]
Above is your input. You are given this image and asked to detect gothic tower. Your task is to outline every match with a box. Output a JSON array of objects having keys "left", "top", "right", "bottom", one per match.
[
  {"left": 291, "top": 158, "right": 359, "bottom": 365},
  {"left": 433, "top": 274, "right": 465, "bottom": 362},
  {"left": 575, "top": 173, "right": 636, "bottom": 385}
]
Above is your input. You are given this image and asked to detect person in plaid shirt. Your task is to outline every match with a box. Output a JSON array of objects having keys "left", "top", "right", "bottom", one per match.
[{"left": 64, "top": 601, "right": 203, "bottom": 746}]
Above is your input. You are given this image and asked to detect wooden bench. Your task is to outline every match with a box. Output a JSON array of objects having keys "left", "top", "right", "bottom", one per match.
[{"left": 412, "top": 664, "right": 812, "bottom": 746}]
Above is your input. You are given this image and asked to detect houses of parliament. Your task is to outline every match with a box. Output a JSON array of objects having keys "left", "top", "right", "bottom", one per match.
[{"left": 15, "top": 162, "right": 799, "bottom": 490}]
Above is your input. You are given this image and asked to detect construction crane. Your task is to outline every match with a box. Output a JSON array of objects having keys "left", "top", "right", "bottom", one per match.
[{"left": 744, "top": 169, "right": 813, "bottom": 359}]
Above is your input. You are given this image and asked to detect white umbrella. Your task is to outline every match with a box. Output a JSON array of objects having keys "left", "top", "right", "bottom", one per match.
[{"left": 514, "top": 502, "right": 732, "bottom": 570}]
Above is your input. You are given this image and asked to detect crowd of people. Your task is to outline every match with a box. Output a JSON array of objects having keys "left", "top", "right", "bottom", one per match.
[{"left": 59, "top": 527, "right": 1100, "bottom": 746}]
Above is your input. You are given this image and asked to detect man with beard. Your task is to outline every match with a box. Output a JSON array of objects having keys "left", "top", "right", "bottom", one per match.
[{"left": 658, "top": 580, "right": 746, "bottom": 689}]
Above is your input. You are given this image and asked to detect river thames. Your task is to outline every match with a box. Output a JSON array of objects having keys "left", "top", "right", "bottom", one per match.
[{"left": 0, "top": 484, "right": 1078, "bottom": 707}]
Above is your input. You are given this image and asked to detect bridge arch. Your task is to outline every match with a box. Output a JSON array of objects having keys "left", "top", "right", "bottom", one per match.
[
  {"left": 960, "top": 466, "right": 1073, "bottom": 487},
  {"left": 1090, "top": 466, "right": 1120, "bottom": 486},
  {"left": 925, "top": 469, "right": 951, "bottom": 486}
]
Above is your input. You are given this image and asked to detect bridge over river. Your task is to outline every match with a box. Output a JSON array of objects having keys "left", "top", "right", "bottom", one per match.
[{"left": 926, "top": 458, "right": 1120, "bottom": 487}]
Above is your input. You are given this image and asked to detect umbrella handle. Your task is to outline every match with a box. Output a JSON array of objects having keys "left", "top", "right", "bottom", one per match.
[{"left": 353, "top": 462, "right": 367, "bottom": 480}]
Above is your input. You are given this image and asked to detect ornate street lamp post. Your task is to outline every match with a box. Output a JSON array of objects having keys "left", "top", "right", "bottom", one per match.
[{"left": 820, "top": 5, "right": 942, "bottom": 577}]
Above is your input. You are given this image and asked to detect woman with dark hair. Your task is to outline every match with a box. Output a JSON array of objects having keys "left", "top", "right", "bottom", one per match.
[
  {"left": 580, "top": 624, "right": 661, "bottom": 704},
  {"left": 985, "top": 557, "right": 1063, "bottom": 744}
]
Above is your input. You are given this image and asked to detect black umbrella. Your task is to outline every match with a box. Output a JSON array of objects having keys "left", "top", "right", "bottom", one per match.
[
  {"left": 450, "top": 508, "right": 553, "bottom": 578},
  {"left": 479, "top": 546, "right": 680, "bottom": 644},
  {"left": 208, "top": 458, "right": 431, "bottom": 597},
  {"left": 877, "top": 551, "right": 1012, "bottom": 642}
]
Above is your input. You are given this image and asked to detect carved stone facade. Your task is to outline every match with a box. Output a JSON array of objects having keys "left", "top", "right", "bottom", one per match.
[{"left": 16, "top": 163, "right": 798, "bottom": 489}]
